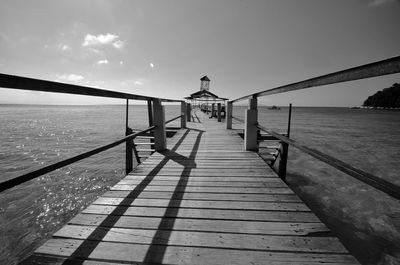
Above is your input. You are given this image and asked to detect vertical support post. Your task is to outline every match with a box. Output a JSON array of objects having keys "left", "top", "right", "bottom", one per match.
[
  {"left": 226, "top": 101, "right": 233, "bottom": 129},
  {"left": 181, "top": 101, "right": 187, "bottom": 128},
  {"left": 126, "top": 127, "right": 133, "bottom": 174},
  {"left": 244, "top": 96, "right": 258, "bottom": 151},
  {"left": 217, "top": 103, "right": 222, "bottom": 122},
  {"left": 125, "top": 99, "right": 133, "bottom": 174},
  {"left": 153, "top": 99, "right": 166, "bottom": 151},
  {"left": 279, "top": 103, "right": 292, "bottom": 182},
  {"left": 147, "top": 99, "right": 154, "bottom": 150},
  {"left": 125, "top": 99, "right": 129, "bottom": 130},
  {"left": 186, "top": 103, "right": 191, "bottom": 122},
  {"left": 211, "top": 103, "right": 215, "bottom": 118},
  {"left": 147, "top": 99, "right": 154, "bottom": 126}
]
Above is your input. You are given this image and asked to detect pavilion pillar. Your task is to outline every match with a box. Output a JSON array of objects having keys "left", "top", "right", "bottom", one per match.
[
  {"left": 217, "top": 103, "right": 222, "bottom": 122},
  {"left": 186, "top": 103, "right": 191, "bottom": 122}
]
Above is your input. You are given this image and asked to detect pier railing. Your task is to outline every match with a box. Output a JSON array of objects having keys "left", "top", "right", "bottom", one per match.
[
  {"left": 0, "top": 74, "right": 186, "bottom": 192},
  {"left": 227, "top": 56, "right": 400, "bottom": 200}
]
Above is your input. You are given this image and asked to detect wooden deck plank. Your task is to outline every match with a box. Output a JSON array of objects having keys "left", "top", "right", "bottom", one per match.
[
  {"left": 81, "top": 205, "right": 321, "bottom": 222},
  {"left": 132, "top": 168, "right": 275, "bottom": 173},
  {"left": 101, "top": 190, "right": 303, "bottom": 202},
  {"left": 128, "top": 171, "right": 277, "bottom": 177},
  {"left": 33, "top": 239, "right": 359, "bottom": 265},
  {"left": 91, "top": 197, "right": 310, "bottom": 211},
  {"left": 116, "top": 179, "right": 287, "bottom": 187},
  {"left": 110, "top": 185, "right": 295, "bottom": 194},
  {"left": 69, "top": 214, "right": 330, "bottom": 236},
  {"left": 24, "top": 111, "right": 359, "bottom": 264},
  {"left": 123, "top": 175, "right": 281, "bottom": 182},
  {"left": 52, "top": 225, "right": 347, "bottom": 253}
]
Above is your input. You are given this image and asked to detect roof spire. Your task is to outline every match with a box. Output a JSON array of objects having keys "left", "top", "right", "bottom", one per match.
[{"left": 200, "top": 75, "right": 210, "bottom": 81}]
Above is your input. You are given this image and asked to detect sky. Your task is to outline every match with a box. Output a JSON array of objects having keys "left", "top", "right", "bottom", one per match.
[{"left": 0, "top": 0, "right": 399, "bottom": 106}]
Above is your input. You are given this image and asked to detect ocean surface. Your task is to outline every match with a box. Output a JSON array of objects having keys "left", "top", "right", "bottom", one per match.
[{"left": 0, "top": 104, "right": 399, "bottom": 264}]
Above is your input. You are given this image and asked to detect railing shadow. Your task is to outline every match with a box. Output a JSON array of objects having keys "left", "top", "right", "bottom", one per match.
[
  {"left": 59, "top": 127, "right": 204, "bottom": 264},
  {"left": 142, "top": 128, "right": 203, "bottom": 264},
  {"left": 191, "top": 109, "right": 201, "bottom": 123}
]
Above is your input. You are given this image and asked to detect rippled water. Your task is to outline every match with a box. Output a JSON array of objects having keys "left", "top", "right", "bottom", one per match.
[{"left": 0, "top": 104, "right": 180, "bottom": 264}]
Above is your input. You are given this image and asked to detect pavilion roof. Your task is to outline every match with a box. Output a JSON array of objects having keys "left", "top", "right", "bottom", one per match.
[{"left": 184, "top": 90, "right": 228, "bottom": 101}]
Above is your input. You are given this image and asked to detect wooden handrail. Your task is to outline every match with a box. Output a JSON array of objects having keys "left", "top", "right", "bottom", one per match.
[
  {"left": 0, "top": 73, "right": 183, "bottom": 103},
  {"left": 257, "top": 125, "right": 400, "bottom": 201},
  {"left": 0, "top": 126, "right": 155, "bottom": 192},
  {"left": 232, "top": 116, "right": 245, "bottom": 123},
  {"left": 165, "top": 115, "right": 183, "bottom": 125},
  {"left": 230, "top": 55, "right": 400, "bottom": 103}
]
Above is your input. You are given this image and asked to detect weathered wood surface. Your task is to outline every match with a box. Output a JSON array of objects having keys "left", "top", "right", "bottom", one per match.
[{"left": 23, "top": 111, "right": 359, "bottom": 264}]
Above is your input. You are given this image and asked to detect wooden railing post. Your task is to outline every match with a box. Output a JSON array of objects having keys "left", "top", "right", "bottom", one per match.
[
  {"left": 279, "top": 103, "right": 292, "bottom": 182},
  {"left": 125, "top": 99, "right": 133, "bottom": 174},
  {"left": 181, "top": 101, "right": 187, "bottom": 128},
  {"left": 226, "top": 101, "right": 233, "bottom": 129},
  {"left": 147, "top": 99, "right": 155, "bottom": 150},
  {"left": 187, "top": 103, "right": 191, "bottom": 122},
  {"left": 244, "top": 96, "right": 258, "bottom": 151},
  {"left": 153, "top": 99, "right": 166, "bottom": 151},
  {"left": 147, "top": 99, "right": 154, "bottom": 126},
  {"left": 217, "top": 103, "right": 222, "bottom": 122},
  {"left": 126, "top": 127, "right": 134, "bottom": 174}
]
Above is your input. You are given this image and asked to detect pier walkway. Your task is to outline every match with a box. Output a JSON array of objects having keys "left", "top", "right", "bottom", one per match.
[{"left": 24, "top": 111, "right": 359, "bottom": 264}]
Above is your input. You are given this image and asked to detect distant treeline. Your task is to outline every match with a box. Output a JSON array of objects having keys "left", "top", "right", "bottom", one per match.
[{"left": 363, "top": 83, "right": 400, "bottom": 108}]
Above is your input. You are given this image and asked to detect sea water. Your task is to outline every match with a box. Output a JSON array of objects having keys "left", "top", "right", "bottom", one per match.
[
  {"left": 0, "top": 104, "right": 180, "bottom": 264},
  {"left": 0, "top": 104, "right": 399, "bottom": 264}
]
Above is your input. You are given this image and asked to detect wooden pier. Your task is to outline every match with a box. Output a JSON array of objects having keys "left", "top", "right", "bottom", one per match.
[
  {"left": 2, "top": 56, "right": 400, "bottom": 264},
  {"left": 23, "top": 111, "right": 359, "bottom": 265}
]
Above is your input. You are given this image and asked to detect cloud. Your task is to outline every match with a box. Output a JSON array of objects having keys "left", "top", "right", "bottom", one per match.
[
  {"left": 82, "top": 33, "right": 124, "bottom": 49},
  {"left": 134, "top": 81, "right": 143, "bottom": 85},
  {"left": 82, "top": 33, "right": 118, "bottom": 46},
  {"left": 55, "top": 74, "right": 84, "bottom": 83},
  {"left": 113, "top": 40, "right": 124, "bottom": 49},
  {"left": 97, "top": 59, "right": 109, "bottom": 65},
  {"left": 57, "top": 43, "right": 71, "bottom": 51},
  {"left": 369, "top": 0, "right": 397, "bottom": 6}
]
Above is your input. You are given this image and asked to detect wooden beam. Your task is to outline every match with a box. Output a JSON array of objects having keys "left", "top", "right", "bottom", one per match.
[
  {"left": 230, "top": 56, "right": 400, "bottom": 103},
  {"left": 153, "top": 99, "right": 166, "bottom": 151},
  {"left": 186, "top": 103, "right": 191, "bottom": 122},
  {"left": 278, "top": 103, "right": 292, "bottom": 182},
  {"left": 181, "top": 102, "right": 187, "bottom": 128},
  {"left": 0, "top": 126, "right": 155, "bottom": 192},
  {"left": 245, "top": 97, "right": 258, "bottom": 151},
  {"left": 258, "top": 125, "right": 400, "bottom": 201},
  {"left": 125, "top": 127, "right": 133, "bottom": 174},
  {"left": 226, "top": 102, "right": 233, "bottom": 129},
  {"left": 0, "top": 73, "right": 181, "bottom": 102}
]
